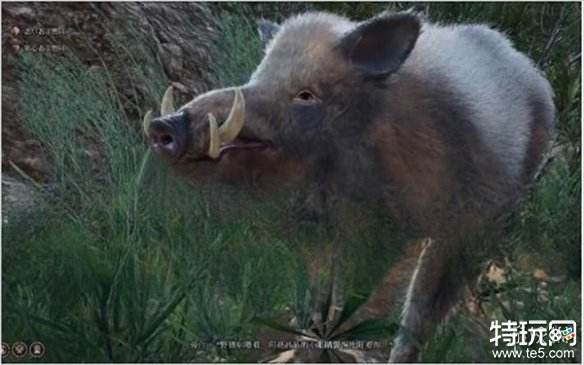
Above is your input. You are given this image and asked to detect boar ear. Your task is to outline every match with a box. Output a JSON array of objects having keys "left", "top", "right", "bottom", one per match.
[
  {"left": 340, "top": 12, "right": 421, "bottom": 78},
  {"left": 257, "top": 19, "right": 280, "bottom": 46}
]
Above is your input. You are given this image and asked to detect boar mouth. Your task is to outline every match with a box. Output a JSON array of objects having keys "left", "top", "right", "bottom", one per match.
[
  {"left": 193, "top": 136, "right": 274, "bottom": 162},
  {"left": 219, "top": 137, "right": 270, "bottom": 153}
]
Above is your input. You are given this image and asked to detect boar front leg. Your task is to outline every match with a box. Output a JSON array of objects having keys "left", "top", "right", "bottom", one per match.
[{"left": 388, "top": 237, "right": 470, "bottom": 363}]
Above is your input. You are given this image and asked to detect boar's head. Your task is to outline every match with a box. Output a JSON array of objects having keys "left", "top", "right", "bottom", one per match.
[{"left": 145, "top": 12, "right": 420, "bottom": 190}]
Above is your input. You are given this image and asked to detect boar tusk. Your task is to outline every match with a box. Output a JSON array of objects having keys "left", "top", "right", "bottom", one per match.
[
  {"left": 218, "top": 88, "right": 245, "bottom": 144},
  {"left": 208, "top": 113, "right": 221, "bottom": 159},
  {"left": 160, "top": 86, "right": 175, "bottom": 115},
  {"left": 143, "top": 110, "right": 153, "bottom": 137}
]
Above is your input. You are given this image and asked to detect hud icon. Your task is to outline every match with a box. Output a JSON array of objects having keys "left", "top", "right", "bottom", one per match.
[
  {"left": 12, "top": 342, "right": 27, "bottom": 358},
  {"left": 1, "top": 342, "right": 9, "bottom": 358},
  {"left": 30, "top": 342, "right": 46, "bottom": 358}
]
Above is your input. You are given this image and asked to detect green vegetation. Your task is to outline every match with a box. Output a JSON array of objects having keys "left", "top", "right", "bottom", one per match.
[{"left": 3, "top": 3, "right": 580, "bottom": 363}]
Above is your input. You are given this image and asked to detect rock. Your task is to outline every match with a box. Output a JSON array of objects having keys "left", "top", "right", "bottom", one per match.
[
  {"left": 2, "top": 175, "right": 40, "bottom": 224},
  {"left": 171, "top": 81, "right": 190, "bottom": 94},
  {"left": 485, "top": 262, "right": 507, "bottom": 286},
  {"left": 160, "top": 42, "right": 184, "bottom": 80},
  {"left": 4, "top": 6, "right": 35, "bottom": 19},
  {"left": 533, "top": 268, "right": 549, "bottom": 281}
]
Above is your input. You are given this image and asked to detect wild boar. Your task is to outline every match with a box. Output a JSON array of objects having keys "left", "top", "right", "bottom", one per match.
[{"left": 144, "top": 10, "right": 555, "bottom": 362}]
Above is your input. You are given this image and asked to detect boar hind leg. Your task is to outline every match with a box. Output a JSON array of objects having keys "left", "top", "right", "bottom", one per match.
[{"left": 388, "top": 238, "right": 471, "bottom": 363}]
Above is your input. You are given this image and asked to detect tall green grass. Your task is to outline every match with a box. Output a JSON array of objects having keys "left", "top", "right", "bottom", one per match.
[
  {"left": 3, "top": 2, "right": 580, "bottom": 363},
  {"left": 4, "top": 37, "right": 308, "bottom": 364}
]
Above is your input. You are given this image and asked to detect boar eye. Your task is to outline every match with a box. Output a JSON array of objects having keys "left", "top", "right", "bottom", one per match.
[{"left": 293, "top": 90, "right": 320, "bottom": 105}]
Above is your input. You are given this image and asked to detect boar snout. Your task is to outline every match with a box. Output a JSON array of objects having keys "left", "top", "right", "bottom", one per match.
[
  {"left": 148, "top": 112, "right": 190, "bottom": 159},
  {"left": 144, "top": 87, "right": 247, "bottom": 162}
]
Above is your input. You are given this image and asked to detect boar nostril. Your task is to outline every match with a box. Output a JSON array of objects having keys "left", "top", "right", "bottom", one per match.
[
  {"left": 148, "top": 114, "right": 189, "bottom": 159},
  {"left": 159, "top": 134, "right": 174, "bottom": 146}
]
